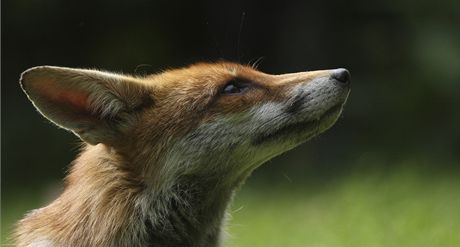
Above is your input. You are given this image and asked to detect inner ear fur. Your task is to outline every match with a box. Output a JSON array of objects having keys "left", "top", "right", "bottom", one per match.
[{"left": 20, "top": 66, "right": 153, "bottom": 145}]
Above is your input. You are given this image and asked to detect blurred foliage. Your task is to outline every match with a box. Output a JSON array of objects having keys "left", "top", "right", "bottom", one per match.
[
  {"left": 228, "top": 165, "right": 460, "bottom": 247},
  {"left": 1, "top": 0, "right": 460, "bottom": 245}
]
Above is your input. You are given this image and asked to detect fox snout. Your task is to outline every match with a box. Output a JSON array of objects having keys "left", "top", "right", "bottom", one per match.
[
  {"left": 248, "top": 68, "right": 350, "bottom": 147},
  {"left": 284, "top": 68, "right": 351, "bottom": 116}
]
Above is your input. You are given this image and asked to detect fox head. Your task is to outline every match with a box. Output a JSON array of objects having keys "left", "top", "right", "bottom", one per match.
[{"left": 21, "top": 62, "right": 350, "bottom": 190}]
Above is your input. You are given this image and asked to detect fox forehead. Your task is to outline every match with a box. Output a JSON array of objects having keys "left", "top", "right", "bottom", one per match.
[
  {"left": 134, "top": 63, "right": 277, "bottom": 129},
  {"left": 146, "top": 62, "right": 268, "bottom": 87}
]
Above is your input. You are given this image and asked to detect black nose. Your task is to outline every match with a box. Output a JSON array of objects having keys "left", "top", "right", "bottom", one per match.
[{"left": 331, "top": 68, "right": 351, "bottom": 86}]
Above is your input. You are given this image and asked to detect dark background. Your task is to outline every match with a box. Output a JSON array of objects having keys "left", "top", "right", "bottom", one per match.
[
  {"left": 2, "top": 1, "right": 460, "bottom": 240},
  {"left": 3, "top": 0, "right": 459, "bottom": 187}
]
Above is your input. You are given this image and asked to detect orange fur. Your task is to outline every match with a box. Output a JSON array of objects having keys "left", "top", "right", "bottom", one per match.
[{"left": 15, "top": 62, "right": 350, "bottom": 247}]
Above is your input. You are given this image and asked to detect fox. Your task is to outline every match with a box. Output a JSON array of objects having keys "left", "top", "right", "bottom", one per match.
[{"left": 15, "top": 62, "right": 350, "bottom": 247}]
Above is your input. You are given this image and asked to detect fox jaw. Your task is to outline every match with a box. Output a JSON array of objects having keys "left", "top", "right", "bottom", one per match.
[{"left": 17, "top": 62, "right": 350, "bottom": 247}]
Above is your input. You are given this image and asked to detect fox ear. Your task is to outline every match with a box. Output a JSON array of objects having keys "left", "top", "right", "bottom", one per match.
[{"left": 20, "top": 66, "right": 153, "bottom": 145}]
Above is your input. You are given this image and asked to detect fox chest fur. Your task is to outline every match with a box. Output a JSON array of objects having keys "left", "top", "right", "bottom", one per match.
[{"left": 15, "top": 62, "right": 350, "bottom": 247}]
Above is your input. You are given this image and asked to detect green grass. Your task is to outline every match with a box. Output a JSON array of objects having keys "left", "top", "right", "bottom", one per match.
[
  {"left": 226, "top": 168, "right": 460, "bottom": 247},
  {"left": 1, "top": 187, "right": 44, "bottom": 245},
  {"left": 2, "top": 167, "right": 460, "bottom": 246}
]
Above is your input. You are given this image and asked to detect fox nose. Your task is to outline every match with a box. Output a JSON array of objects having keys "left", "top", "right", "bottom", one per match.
[{"left": 331, "top": 68, "right": 351, "bottom": 86}]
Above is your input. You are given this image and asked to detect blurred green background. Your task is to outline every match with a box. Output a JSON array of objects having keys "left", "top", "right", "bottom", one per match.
[{"left": 2, "top": 0, "right": 460, "bottom": 246}]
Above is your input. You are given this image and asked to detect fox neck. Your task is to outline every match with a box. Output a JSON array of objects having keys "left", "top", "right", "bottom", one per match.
[
  {"left": 143, "top": 175, "right": 236, "bottom": 247},
  {"left": 27, "top": 144, "right": 241, "bottom": 247},
  {"left": 110, "top": 143, "right": 241, "bottom": 247}
]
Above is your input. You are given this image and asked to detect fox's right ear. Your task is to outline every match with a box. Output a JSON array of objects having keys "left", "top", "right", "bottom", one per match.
[{"left": 20, "top": 66, "right": 154, "bottom": 145}]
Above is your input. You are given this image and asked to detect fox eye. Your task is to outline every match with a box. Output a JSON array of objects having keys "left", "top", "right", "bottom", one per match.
[{"left": 221, "top": 79, "right": 250, "bottom": 95}]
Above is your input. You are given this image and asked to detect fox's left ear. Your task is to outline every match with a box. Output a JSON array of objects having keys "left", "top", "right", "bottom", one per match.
[{"left": 20, "top": 66, "right": 153, "bottom": 145}]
